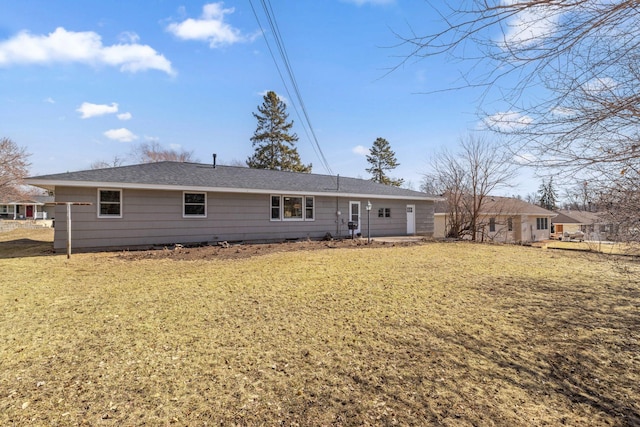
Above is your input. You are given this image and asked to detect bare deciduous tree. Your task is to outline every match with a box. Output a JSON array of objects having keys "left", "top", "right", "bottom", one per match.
[
  {"left": 0, "top": 137, "right": 30, "bottom": 199},
  {"left": 399, "top": 0, "right": 640, "bottom": 242},
  {"left": 563, "top": 181, "right": 598, "bottom": 212},
  {"left": 131, "top": 142, "right": 196, "bottom": 164},
  {"left": 424, "top": 135, "right": 516, "bottom": 240},
  {"left": 91, "top": 155, "right": 127, "bottom": 170},
  {"left": 395, "top": 1, "right": 640, "bottom": 165}
]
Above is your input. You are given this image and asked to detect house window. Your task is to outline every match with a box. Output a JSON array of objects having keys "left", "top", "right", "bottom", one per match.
[
  {"left": 536, "top": 217, "right": 548, "bottom": 230},
  {"left": 271, "top": 195, "right": 281, "bottom": 221},
  {"left": 507, "top": 218, "right": 513, "bottom": 232},
  {"left": 271, "top": 195, "right": 314, "bottom": 221},
  {"left": 378, "top": 208, "right": 391, "bottom": 218},
  {"left": 0, "top": 205, "right": 7, "bottom": 214},
  {"left": 283, "top": 196, "right": 303, "bottom": 220},
  {"left": 184, "top": 192, "right": 206, "bottom": 217},
  {"left": 489, "top": 217, "right": 496, "bottom": 232},
  {"left": 305, "top": 197, "right": 314, "bottom": 220},
  {"left": 98, "top": 189, "right": 122, "bottom": 218}
]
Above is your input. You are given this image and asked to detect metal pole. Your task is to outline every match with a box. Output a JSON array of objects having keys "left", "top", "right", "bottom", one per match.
[
  {"left": 67, "top": 202, "right": 72, "bottom": 259},
  {"left": 367, "top": 208, "right": 370, "bottom": 244}
]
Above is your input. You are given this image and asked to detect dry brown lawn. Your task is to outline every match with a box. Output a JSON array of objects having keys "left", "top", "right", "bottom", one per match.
[
  {"left": 542, "top": 240, "right": 640, "bottom": 257},
  {"left": 1, "top": 228, "right": 639, "bottom": 426}
]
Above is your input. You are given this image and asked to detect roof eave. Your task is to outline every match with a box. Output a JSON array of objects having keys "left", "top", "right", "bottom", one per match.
[{"left": 24, "top": 179, "right": 437, "bottom": 201}]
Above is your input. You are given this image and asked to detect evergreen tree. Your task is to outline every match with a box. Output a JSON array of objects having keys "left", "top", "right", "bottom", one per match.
[
  {"left": 366, "top": 137, "right": 404, "bottom": 187},
  {"left": 246, "top": 91, "right": 311, "bottom": 173},
  {"left": 538, "top": 177, "right": 558, "bottom": 210}
]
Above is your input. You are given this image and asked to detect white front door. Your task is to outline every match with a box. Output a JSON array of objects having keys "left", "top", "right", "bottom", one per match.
[
  {"left": 406, "top": 204, "right": 416, "bottom": 235},
  {"left": 349, "top": 201, "right": 361, "bottom": 234}
]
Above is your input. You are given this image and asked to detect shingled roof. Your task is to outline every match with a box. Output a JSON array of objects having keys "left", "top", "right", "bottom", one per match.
[
  {"left": 556, "top": 209, "right": 603, "bottom": 224},
  {"left": 551, "top": 212, "right": 581, "bottom": 224},
  {"left": 26, "top": 161, "right": 436, "bottom": 201},
  {"left": 435, "top": 195, "right": 556, "bottom": 216}
]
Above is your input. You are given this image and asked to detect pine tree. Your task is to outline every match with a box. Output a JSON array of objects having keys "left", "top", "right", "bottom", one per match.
[
  {"left": 246, "top": 91, "right": 311, "bottom": 173},
  {"left": 538, "top": 177, "right": 558, "bottom": 210},
  {"left": 366, "top": 137, "right": 404, "bottom": 187}
]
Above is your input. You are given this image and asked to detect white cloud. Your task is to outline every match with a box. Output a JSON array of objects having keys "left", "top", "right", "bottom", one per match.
[
  {"left": 118, "top": 31, "right": 140, "bottom": 44},
  {"left": 104, "top": 128, "right": 138, "bottom": 142},
  {"left": 583, "top": 77, "right": 617, "bottom": 93},
  {"left": 499, "top": 0, "right": 561, "bottom": 50},
  {"left": 0, "top": 27, "right": 175, "bottom": 75},
  {"left": 43, "top": 97, "right": 55, "bottom": 104},
  {"left": 483, "top": 111, "right": 533, "bottom": 132},
  {"left": 513, "top": 152, "right": 537, "bottom": 165},
  {"left": 169, "top": 143, "right": 182, "bottom": 150},
  {"left": 77, "top": 102, "right": 118, "bottom": 119},
  {"left": 352, "top": 145, "right": 369, "bottom": 156},
  {"left": 166, "top": 2, "right": 244, "bottom": 48},
  {"left": 117, "top": 112, "right": 132, "bottom": 121},
  {"left": 551, "top": 106, "right": 576, "bottom": 117}
]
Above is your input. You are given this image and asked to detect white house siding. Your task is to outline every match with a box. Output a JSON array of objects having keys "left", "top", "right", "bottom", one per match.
[
  {"left": 484, "top": 215, "right": 551, "bottom": 242},
  {"left": 433, "top": 214, "right": 447, "bottom": 239},
  {"left": 52, "top": 187, "right": 433, "bottom": 250}
]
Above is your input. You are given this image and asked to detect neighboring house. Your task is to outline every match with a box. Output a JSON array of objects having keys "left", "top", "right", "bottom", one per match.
[
  {"left": 0, "top": 195, "right": 55, "bottom": 221},
  {"left": 434, "top": 196, "right": 556, "bottom": 243},
  {"left": 550, "top": 211, "right": 582, "bottom": 240},
  {"left": 25, "top": 161, "right": 438, "bottom": 251},
  {"left": 555, "top": 209, "right": 614, "bottom": 241}
]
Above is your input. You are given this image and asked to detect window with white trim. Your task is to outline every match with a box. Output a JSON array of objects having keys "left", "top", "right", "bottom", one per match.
[
  {"left": 271, "top": 195, "right": 314, "bottom": 221},
  {"left": 536, "top": 217, "right": 548, "bottom": 230},
  {"left": 98, "top": 189, "right": 122, "bottom": 218},
  {"left": 489, "top": 217, "right": 496, "bottom": 232},
  {"left": 378, "top": 208, "right": 391, "bottom": 218},
  {"left": 305, "top": 196, "right": 314, "bottom": 220},
  {"left": 283, "top": 196, "right": 303, "bottom": 219},
  {"left": 183, "top": 192, "right": 206, "bottom": 217},
  {"left": 271, "top": 195, "right": 281, "bottom": 220}
]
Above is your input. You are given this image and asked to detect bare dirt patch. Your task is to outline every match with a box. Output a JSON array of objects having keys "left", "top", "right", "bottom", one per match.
[{"left": 119, "top": 238, "right": 423, "bottom": 261}]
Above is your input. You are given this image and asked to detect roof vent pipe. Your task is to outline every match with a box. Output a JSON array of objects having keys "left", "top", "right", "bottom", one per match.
[{"left": 213, "top": 153, "right": 217, "bottom": 169}]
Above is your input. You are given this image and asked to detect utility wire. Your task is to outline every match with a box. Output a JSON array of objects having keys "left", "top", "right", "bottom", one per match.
[{"left": 249, "top": 0, "right": 334, "bottom": 177}]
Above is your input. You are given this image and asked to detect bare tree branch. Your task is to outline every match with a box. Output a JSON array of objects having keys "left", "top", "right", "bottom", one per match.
[
  {"left": 424, "top": 134, "right": 517, "bottom": 240},
  {"left": 131, "top": 142, "right": 196, "bottom": 164},
  {"left": 0, "top": 137, "right": 31, "bottom": 200}
]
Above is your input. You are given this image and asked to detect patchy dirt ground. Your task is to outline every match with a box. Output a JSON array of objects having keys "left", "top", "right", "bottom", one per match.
[{"left": 118, "top": 238, "right": 426, "bottom": 261}]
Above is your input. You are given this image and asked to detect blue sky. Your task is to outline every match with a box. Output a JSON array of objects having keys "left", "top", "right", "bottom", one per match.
[{"left": 0, "top": 0, "right": 538, "bottom": 195}]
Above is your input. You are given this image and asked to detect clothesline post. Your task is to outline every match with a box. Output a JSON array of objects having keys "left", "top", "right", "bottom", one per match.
[{"left": 54, "top": 202, "right": 92, "bottom": 259}]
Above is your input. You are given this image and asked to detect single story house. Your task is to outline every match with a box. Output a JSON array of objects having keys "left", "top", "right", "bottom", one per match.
[
  {"left": 25, "top": 161, "right": 438, "bottom": 251},
  {"left": 550, "top": 211, "right": 582, "bottom": 240},
  {"left": 434, "top": 196, "right": 556, "bottom": 243},
  {"left": 0, "top": 195, "right": 55, "bottom": 221},
  {"left": 555, "top": 209, "right": 614, "bottom": 241}
]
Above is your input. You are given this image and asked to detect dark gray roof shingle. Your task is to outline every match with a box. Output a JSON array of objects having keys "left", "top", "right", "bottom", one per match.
[{"left": 27, "top": 161, "right": 435, "bottom": 200}]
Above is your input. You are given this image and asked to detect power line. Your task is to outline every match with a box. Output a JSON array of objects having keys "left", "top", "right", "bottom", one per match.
[{"left": 248, "top": 0, "right": 334, "bottom": 176}]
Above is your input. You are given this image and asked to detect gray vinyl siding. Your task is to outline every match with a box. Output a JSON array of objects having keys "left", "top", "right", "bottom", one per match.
[
  {"left": 52, "top": 186, "right": 434, "bottom": 250},
  {"left": 416, "top": 200, "right": 434, "bottom": 236}
]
